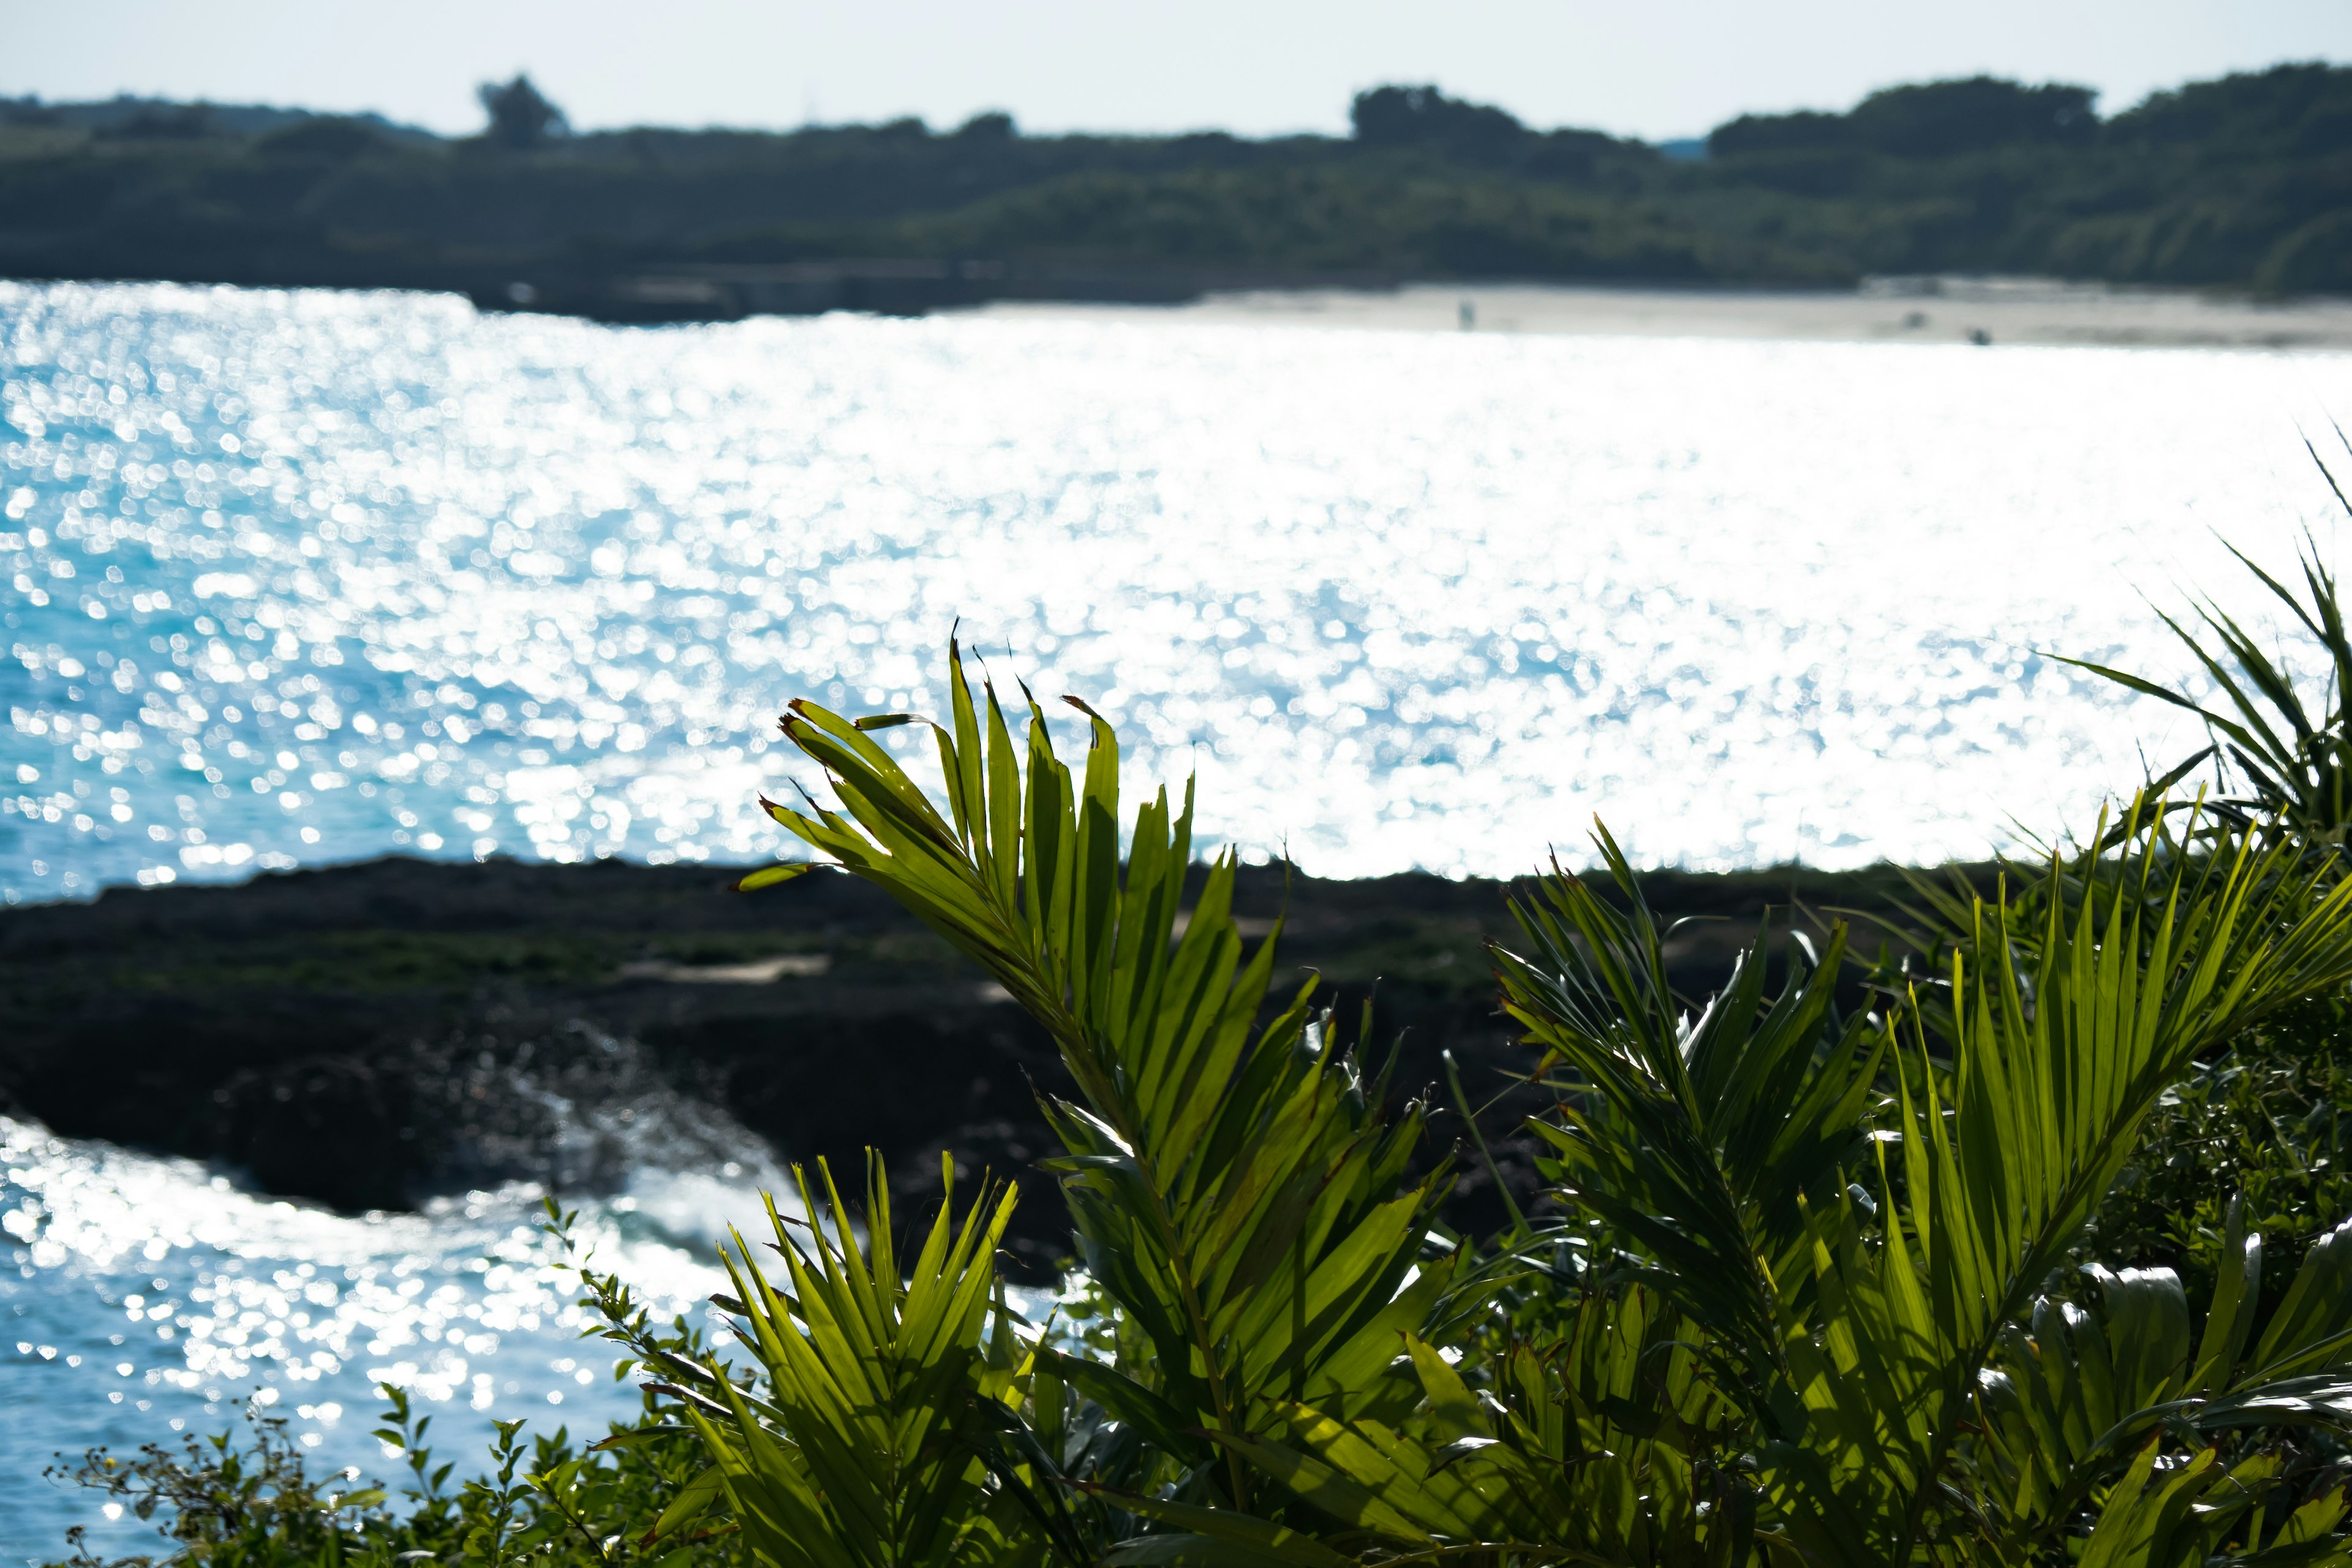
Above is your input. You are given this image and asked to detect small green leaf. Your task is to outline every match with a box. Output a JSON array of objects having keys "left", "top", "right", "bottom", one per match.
[
  {"left": 1095, "top": 1489, "right": 1353, "bottom": 1568},
  {"left": 642, "top": 1464, "right": 724, "bottom": 1547},
  {"left": 733, "top": 861, "right": 825, "bottom": 894}
]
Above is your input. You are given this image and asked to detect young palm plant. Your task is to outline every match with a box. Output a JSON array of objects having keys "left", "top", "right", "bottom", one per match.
[
  {"left": 679, "top": 643, "right": 2352, "bottom": 1568},
  {"left": 624, "top": 1153, "right": 1031, "bottom": 1568},
  {"left": 729, "top": 643, "right": 1457, "bottom": 1518},
  {"left": 2057, "top": 447, "right": 2352, "bottom": 843},
  {"left": 1167, "top": 803, "right": 2352, "bottom": 1566}
]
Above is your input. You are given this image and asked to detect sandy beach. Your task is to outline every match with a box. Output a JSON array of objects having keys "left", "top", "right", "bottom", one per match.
[{"left": 969, "top": 276, "right": 2352, "bottom": 352}]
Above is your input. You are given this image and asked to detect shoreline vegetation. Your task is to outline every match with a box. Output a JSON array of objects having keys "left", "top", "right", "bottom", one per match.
[{"left": 6, "top": 66, "right": 2352, "bottom": 323}]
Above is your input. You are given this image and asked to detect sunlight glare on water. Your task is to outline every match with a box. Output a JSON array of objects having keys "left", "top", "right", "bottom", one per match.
[
  {"left": 0, "top": 1114, "right": 812, "bottom": 1563},
  {"left": 5, "top": 282, "right": 2351, "bottom": 895},
  {"left": 0, "top": 1114, "right": 1057, "bottom": 1565}
]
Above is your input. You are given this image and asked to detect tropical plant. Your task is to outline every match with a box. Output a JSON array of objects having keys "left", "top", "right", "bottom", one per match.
[
  {"left": 601, "top": 1154, "right": 1033, "bottom": 1568},
  {"left": 737, "top": 643, "right": 1460, "bottom": 1516},
  {"left": 46, "top": 1411, "right": 390, "bottom": 1568},
  {"left": 2057, "top": 445, "right": 2352, "bottom": 843},
  {"left": 701, "top": 644, "right": 2352, "bottom": 1567},
  {"left": 43, "top": 1375, "right": 739, "bottom": 1568},
  {"left": 2087, "top": 988, "right": 2352, "bottom": 1311},
  {"left": 1114, "top": 1294, "right": 1759, "bottom": 1567},
  {"left": 1155, "top": 801, "right": 2352, "bottom": 1566}
]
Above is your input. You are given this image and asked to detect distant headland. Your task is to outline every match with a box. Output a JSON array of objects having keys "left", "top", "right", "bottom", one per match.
[{"left": 2, "top": 67, "right": 2350, "bottom": 322}]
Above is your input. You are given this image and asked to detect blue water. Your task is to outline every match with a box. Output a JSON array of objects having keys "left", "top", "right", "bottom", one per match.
[
  {"left": 7, "top": 277, "right": 2352, "bottom": 1559},
  {"left": 0, "top": 1121, "right": 758, "bottom": 1564},
  {"left": 8, "top": 280, "right": 2351, "bottom": 899}
]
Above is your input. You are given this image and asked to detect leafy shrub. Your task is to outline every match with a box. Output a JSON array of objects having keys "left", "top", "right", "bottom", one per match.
[
  {"left": 2090, "top": 989, "right": 2352, "bottom": 1314},
  {"left": 45, "top": 1302, "right": 749, "bottom": 1568}
]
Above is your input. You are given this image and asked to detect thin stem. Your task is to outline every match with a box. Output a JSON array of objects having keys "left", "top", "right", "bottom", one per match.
[{"left": 1447, "top": 1049, "right": 1531, "bottom": 1243}]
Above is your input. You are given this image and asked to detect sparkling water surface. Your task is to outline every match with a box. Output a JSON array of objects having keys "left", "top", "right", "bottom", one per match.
[
  {"left": 6, "top": 280, "right": 2350, "bottom": 897},
  {"left": 0, "top": 1114, "right": 1063, "bottom": 1564},
  {"left": 0, "top": 1117, "right": 761, "bottom": 1564},
  {"left": 6, "top": 279, "right": 2352, "bottom": 1559}
]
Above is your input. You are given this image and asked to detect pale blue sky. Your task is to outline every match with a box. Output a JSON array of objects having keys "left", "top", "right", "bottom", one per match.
[{"left": 6, "top": 0, "right": 2350, "bottom": 142}]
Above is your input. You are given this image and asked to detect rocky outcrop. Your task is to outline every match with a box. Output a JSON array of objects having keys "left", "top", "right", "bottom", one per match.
[{"left": 0, "top": 854, "right": 1929, "bottom": 1278}]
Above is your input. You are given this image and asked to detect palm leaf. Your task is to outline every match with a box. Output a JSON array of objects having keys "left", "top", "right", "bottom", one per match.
[
  {"left": 678, "top": 1152, "right": 1017, "bottom": 1568},
  {"left": 748, "top": 639, "right": 1452, "bottom": 1509}
]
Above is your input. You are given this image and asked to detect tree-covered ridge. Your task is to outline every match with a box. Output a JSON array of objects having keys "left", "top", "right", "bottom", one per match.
[{"left": 4, "top": 64, "right": 2351, "bottom": 300}]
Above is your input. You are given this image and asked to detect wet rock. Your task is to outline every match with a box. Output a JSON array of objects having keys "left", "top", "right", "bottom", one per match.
[{"left": 0, "top": 854, "right": 1942, "bottom": 1280}]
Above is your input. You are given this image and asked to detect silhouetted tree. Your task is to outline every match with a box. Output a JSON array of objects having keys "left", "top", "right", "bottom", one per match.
[
  {"left": 1351, "top": 85, "right": 1525, "bottom": 160},
  {"left": 954, "top": 111, "right": 1017, "bottom": 142},
  {"left": 1707, "top": 110, "right": 1849, "bottom": 159},
  {"left": 2107, "top": 62, "right": 2352, "bottom": 156},
  {"left": 477, "top": 75, "right": 567, "bottom": 149},
  {"left": 1846, "top": 77, "right": 2095, "bottom": 156},
  {"left": 1709, "top": 77, "right": 2096, "bottom": 161}
]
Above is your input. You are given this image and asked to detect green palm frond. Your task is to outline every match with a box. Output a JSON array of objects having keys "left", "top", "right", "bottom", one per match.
[
  {"left": 2059, "top": 458, "right": 2352, "bottom": 842},
  {"left": 745, "top": 639, "right": 1453, "bottom": 1507},
  {"left": 662, "top": 1153, "right": 1020, "bottom": 1568},
  {"left": 1975, "top": 1199, "right": 2352, "bottom": 1553},
  {"left": 1479, "top": 797, "right": 2352, "bottom": 1565},
  {"left": 1771, "top": 797, "right": 2352, "bottom": 1561},
  {"left": 2068, "top": 1439, "right": 2352, "bottom": 1568},
  {"left": 1127, "top": 1299, "right": 1756, "bottom": 1568},
  {"left": 1491, "top": 823, "right": 1886, "bottom": 1422},
  {"left": 705, "top": 639, "right": 2352, "bottom": 1568}
]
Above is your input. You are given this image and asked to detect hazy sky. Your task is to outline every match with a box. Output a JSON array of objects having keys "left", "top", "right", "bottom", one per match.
[{"left": 7, "top": 1, "right": 2350, "bottom": 142}]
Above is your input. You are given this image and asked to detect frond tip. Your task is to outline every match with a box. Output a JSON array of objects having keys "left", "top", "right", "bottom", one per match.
[{"left": 732, "top": 860, "right": 827, "bottom": 894}]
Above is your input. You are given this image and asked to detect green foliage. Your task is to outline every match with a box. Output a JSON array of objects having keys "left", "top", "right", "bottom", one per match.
[
  {"left": 2092, "top": 990, "right": 2352, "bottom": 1310},
  {"left": 2051, "top": 516, "right": 2352, "bottom": 1311},
  {"left": 1120, "top": 1307, "right": 1755, "bottom": 1568},
  {"left": 2057, "top": 461, "right": 2352, "bottom": 845},
  {"left": 1763, "top": 804, "right": 2352, "bottom": 1562},
  {"left": 1498, "top": 829, "right": 1887, "bottom": 1389},
  {"left": 45, "top": 1204, "right": 750, "bottom": 1568},
  {"left": 45, "top": 1412, "right": 386, "bottom": 1568},
  {"left": 637, "top": 1156, "right": 1027, "bottom": 1568},
  {"left": 748, "top": 644, "right": 1457, "bottom": 1509},
  {"left": 43, "top": 1379, "right": 742, "bottom": 1568},
  {"left": 835, "top": 165, "right": 1836, "bottom": 281},
  {"left": 561, "top": 1157, "right": 1163, "bottom": 1568},
  {"left": 1126, "top": 801, "right": 2352, "bottom": 1566},
  {"left": 1713, "top": 75, "right": 2098, "bottom": 159},
  {"left": 711, "top": 642, "right": 2352, "bottom": 1566}
]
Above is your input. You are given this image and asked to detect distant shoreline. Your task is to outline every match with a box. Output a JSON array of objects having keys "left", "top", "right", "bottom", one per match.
[
  {"left": 963, "top": 276, "right": 2352, "bottom": 353},
  {"left": 13, "top": 70, "right": 2352, "bottom": 332},
  {"left": 14, "top": 270, "right": 2347, "bottom": 353}
]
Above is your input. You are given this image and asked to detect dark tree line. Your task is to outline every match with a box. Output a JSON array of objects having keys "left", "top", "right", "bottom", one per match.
[{"left": 4, "top": 62, "right": 2352, "bottom": 298}]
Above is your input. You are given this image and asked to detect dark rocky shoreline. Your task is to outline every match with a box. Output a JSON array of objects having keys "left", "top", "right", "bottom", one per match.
[{"left": 0, "top": 854, "right": 1940, "bottom": 1276}]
